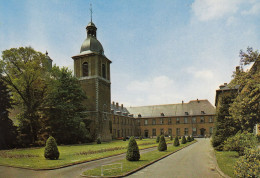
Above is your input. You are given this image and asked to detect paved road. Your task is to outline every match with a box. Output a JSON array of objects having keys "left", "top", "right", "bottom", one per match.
[
  {"left": 127, "top": 138, "right": 221, "bottom": 178},
  {"left": 0, "top": 146, "right": 158, "bottom": 178}
]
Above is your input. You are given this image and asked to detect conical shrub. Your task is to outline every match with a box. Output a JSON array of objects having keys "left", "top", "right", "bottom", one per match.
[
  {"left": 126, "top": 136, "right": 140, "bottom": 161},
  {"left": 174, "top": 136, "right": 180, "bottom": 146},
  {"left": 158, "top": 135, "right": 167, "bottom": 151},
  {"left": 44, "top": 136, "right": 59, "bottom": 160},
  {"left": 191, "top": 136, "right": 194, "bottom": 141},
  {"left": 170, "top": 136, "right": 173, "bottom": 141},
  {"left": 97, "top": 137, "right": 101, "bottom": 144},
  {"left": 156, "top": 135, "right": 160, "bottom": 143},
  {"left": 181, "top": 136, "right": 187, "bottom": 144},
  {"left": 187, "top": 136, "right": 191, "bottom": 142}
]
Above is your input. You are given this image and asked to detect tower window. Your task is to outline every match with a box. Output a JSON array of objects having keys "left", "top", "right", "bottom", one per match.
[
  {"left": 82, "top": 62, "right": 88, "bottom": 77},
  {"left": 102, "top": 63, "right": 106, "bottom": 78}
]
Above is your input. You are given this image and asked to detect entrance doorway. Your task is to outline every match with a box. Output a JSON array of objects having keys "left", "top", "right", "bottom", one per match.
[
  {"left": 200, "top": 128, "right": 206, "bottom": 136},
  {"left": 144, "top": 130, "right": 149, "bottom": 138}
]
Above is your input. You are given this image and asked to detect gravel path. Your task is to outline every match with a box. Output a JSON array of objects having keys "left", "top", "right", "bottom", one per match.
[{"left": 126, "top": 138, "right": 222, "bottom": 178}]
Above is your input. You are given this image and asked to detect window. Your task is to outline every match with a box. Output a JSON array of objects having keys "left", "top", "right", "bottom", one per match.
[
  {"left": 192, "top": 117, "right": 196, "bottom": 123},
  {"left": 113, "top": 116, "right": 115, "bottom": 124},
  {"left": 176, "top": 118, "right": 180, "bottom": 124},
  {"left": 185, "top": 112, "right": 189, "bottom": 115},
  {"left": 192, "top": 128, "right": 197, "bottom": 135},
  {"left": 209, "top": 117, "right": 214, "bottom": 123},
  {"left": 184, "top": 128, "right": 189, "bottom": 135},
  {"left": 113, "top": 129, "right": 116, "bottom": 136},
  {"left": 152, "top": 129, "right": 156, "bottom": 136},
  {"left": 137, "top": 119, "right": 140, "bottom": 126},
  {"left": 200, "top": 117, "right": 205, "bottom": 123},
  {"left": 152, "top": 119, "right": 156, "bottom": 125},
  {"left": 176, "top": 128, "right": 180, "bottom": 136},
  {"left": 160, "top": 118, "right": 164, "bottom": 125},
  {"left": 144, "top": 119, "right": 148, "bottom": 125},
  {"left": 184, "top": 117, "right": 188, "bottom": 124},
  {"left": 168, "top": 118, "right": 172, "bottom": 125},
  {"left": 82, "top": 62, "right": 89, "bottom": 76},
  {"left": 102, "top": 63, "right": 106, "bottom": 78},
  {"left": 160, "top": 128, "right": 164, "bottom": 135},
  {"left": 210, "top": 127, "right": 213, "bottom": 134},
  {"left": 168, "top": 128, "right": 172, "bottom": 136}
]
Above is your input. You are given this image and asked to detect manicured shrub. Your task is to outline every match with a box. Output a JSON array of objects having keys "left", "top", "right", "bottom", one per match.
[
  {"left": 234, "top": 148, "right": 260, "bottom": 177},
  {"left": 223, "top": 131, "right": 257, "bottom": 156},
  {"left": 170, "top": 136, "right": 173, "bottom": 141},
  {"left": 97, "top": 137, "right": 101, "bottom": 144},
  {"left": 181, "top": 136, "right": 187, "bottom": 144},
  {"left": 139, "top": 136, "right": 143, "bottom": 140},
  {"left": 44, "top": 136, "right": 59, "bottom": 160},
  {"left": 123, "top": 137, "right": 126, "bottom": 141},
  {"left": 191, "top": 136, "right": 194, "bottom": 141},
  {"left": 158, "top": 135, "right": 167, "bottom": 151},
  {"left": 156, "top": 135, "right": 160, "bottom": 143},
  {"left": 179, "top": 136, "right": 181, "bottom": 139},
  {"left": 187, "top": 136, "right": 191, "bottom": 142},
  {"left": 174, "top": 136, "right": 180, "bottom": 146},
  {"left": 126, "top": 136, "right": 140, "bottom": 161}
]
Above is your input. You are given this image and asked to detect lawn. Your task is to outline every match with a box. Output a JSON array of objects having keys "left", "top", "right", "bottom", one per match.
[
  {"left": 0, "top": 138, "right": 173, "bottom": 169},
  {"left": 215, "top": 151, "right": 239, "bottom": 178},
  {"left": 82, "top": 141, "right": 196, "bottom": 177}
]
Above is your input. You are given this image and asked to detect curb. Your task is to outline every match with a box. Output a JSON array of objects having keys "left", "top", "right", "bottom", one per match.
[
  {"left": 80, "top": 141, "right": 197, "bottom": 178},
  {"left": 212, "top": 150, "right": 231, "bottom": 178},
  {"left": 0, "top": 144, "right": 163, "bottom": 171}
]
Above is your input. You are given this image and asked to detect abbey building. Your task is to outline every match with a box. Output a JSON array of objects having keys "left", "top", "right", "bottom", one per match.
[{"left": 72, "top": 20, "right": 216, "bottom": 141}]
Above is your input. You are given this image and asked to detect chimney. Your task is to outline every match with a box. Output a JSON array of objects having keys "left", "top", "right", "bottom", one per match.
[
  {"left": 182, "top": 100, "right": 184, "bottom": 104},
  {"left": 224, "top": 83, "right": 227, "bottom": 86},
  {"left": 121, "top": 104, "right": 124, "bottom": 110},
  {"left": 116, "top": 102, "right": 119, "bottom": 109},
  {"left": 112, "top": 101, "right": 115, "bottom": 106},
  {"left": 236, "top": 66, "right": 240, "bottom": 73}
]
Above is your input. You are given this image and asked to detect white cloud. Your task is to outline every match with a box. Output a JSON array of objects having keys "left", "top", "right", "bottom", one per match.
[
  {"left": 192, "top": 0, "right": 259, "bottom": 21},
  {"left": 242, "top": 2, "right": 260, "bottom": 15},
  {"left": 185, "top": 68, "right": 214, "bottom": 80}
]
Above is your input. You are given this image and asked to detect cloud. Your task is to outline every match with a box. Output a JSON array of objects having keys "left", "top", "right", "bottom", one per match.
[
  {"left": 185, "top": 68, "right": 214, "bottom": 80},
  {"left": 192, "top": 0, "right": 259, "bottom": 21}
]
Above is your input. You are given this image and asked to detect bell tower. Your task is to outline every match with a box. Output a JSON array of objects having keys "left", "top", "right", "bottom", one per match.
[{"left": 72, "top": 13, "right": 112, "bottom": 141}]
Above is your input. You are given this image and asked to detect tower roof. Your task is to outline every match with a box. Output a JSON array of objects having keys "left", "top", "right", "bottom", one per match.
[{"left": 80, "top": 21, "right": 104, "bottom": 55}]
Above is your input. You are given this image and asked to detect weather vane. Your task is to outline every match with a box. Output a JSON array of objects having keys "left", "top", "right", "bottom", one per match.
[{"left": 90, "top": 3, "right": 93, "bottom": 22}]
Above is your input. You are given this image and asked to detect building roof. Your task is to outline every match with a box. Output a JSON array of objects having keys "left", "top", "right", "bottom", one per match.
[
  {"left": 80, "top": 36, "right": 104, "bottom": 54},
  {"left": 111, "top": 103, "right": 130, "bottom": 117},
  {"left": 125, "top": 100, "right": 215, "bottom": 118}
]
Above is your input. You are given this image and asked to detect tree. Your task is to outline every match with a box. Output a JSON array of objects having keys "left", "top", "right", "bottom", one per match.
[
  {"left": 44, "top": 136, "right": 59, "bottom": 160},
  {"left": 212, "top": 93, "right": 239, "bottom": 150},
  {"left": 0, "top": 77, "right": 17, "bottom": 149},
  {"left": 229, "top": 47, "right": 260, "bottom": 132},
  {"left": 126, "top": 136, "right": 140, "bottom": 161},
  {"left": 1, "top": 47, "right": 49, "bottom": 145},
  {"left": 181, "top": 136, "right": 187, "bottom": 144},
  {"left": 41, "top": 66, "right": 88, "bottom": 144},
  {"left": 174, "top": 136, "right": 180, "bottom": 146},
  {"left": 187, "top": 136, "right": 191, "bottom": 142},
  {"left": 158, "top": 135, "right": 167, "bottom": 151}
]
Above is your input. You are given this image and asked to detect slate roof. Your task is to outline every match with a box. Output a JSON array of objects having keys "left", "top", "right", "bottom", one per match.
[
  {"left": 125, "top": 100, "right": 215, "bottom": 118},
  {"left": 111, "top": 103, "right": 131, "bottom": 117}
]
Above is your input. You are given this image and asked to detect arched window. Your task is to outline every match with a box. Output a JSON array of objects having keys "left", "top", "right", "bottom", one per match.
[
  {"left": 82, "top": 62, "right": 88, "bottom": 77},
  {"left": 102, "top": 63, "right": 106, "bottom": 78}
]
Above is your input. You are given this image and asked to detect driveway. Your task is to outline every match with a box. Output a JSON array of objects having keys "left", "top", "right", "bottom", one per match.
[{"left": 126, "top": 138, "right": 221, "bottom": 178}]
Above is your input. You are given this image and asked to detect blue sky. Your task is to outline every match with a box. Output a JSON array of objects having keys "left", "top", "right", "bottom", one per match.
[{"left": 1, "top": 0, "right": 260, "bottom": 107}]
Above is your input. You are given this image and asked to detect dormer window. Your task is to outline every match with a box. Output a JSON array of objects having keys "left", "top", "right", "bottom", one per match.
[
  {"left": 82, "top": 62, "right": 89, "bottom": 77},
  {"left": 185, "top": 112, "right": 189, "bottom": 115},
  {"left": 138, "top": 114, "right": 142, "bottom": 118},
  {"left": 201, "top": 111, "right": 205, "bottom": 114},
  {"left": 161, "top": 113, "right": 164, "bottom": 117}
]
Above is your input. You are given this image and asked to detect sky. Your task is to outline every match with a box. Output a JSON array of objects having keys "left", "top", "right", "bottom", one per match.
[{"left": 1, "top": 0, "right": 260, "bottom": 107}]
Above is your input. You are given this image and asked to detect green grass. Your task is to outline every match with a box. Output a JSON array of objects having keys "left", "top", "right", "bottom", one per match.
[
  {"left": 0, "top": 138, "right": 172, "bottom": 169},
  {"left": 215, "top": 151, "right": 239, "bottom": 178},
  {"left": 82, "top": 141, "right": 196, "bottom": 177}
]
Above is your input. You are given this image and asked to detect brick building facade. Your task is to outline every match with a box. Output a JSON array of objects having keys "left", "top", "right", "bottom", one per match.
[{"left": 73, "top": 20, "right": 216, "bottom": 141}]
